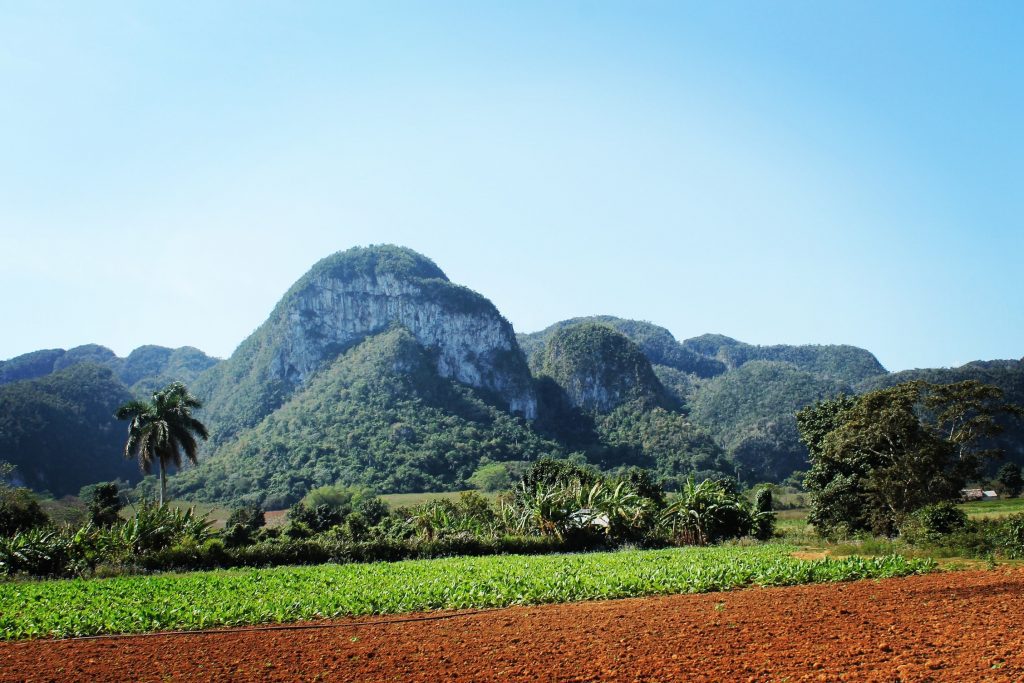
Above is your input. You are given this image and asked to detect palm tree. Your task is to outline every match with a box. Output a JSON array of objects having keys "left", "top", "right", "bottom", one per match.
[{"left": 115, "top": 382, "right": 209, "bottom": 506}]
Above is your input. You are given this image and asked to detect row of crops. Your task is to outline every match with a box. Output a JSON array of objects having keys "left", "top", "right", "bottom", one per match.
[{"left": 0, "top": 544, "right": 935, "bottom": 640}]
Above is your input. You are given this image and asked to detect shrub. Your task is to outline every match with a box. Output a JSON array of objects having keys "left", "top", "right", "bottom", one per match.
[
  {"left": 913, "top": 502, "right": 968, "bottom": 540},
  {"left": 996, "top": 514, "right": 1024, "bottom": 559},
  {"left": 753, "top": 487, "right": 776, "bottom": 541},
  {"left": 86, "top": 482, "right": 124, "bottom": 527},
  {"left": 0, "top": 486, "right": 50, "bottom": 536},
  {"left": 226, "top": 505, "right": 265, "bottom": 532}
]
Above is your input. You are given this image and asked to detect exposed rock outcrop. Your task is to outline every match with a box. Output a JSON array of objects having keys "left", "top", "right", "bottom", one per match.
[{"left": 196, "top": 245, "right": 536, "bottom": 441}]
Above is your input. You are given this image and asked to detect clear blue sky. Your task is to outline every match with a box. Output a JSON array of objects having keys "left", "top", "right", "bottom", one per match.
[{"left": 1, "top": 2, "right": 1021, "bottom": 372}]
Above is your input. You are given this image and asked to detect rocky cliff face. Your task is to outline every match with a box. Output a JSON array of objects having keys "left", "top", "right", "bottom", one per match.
[
  {"left": 275, "top": 267, "right": 536, "bottom": 417},
  {"left": 196, "top": 246, "right": 536, "bottom": 441}
]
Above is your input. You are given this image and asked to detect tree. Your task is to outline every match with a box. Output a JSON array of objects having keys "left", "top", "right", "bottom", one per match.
[
  {"left": 115, "top": 382, "right": 209, "bottom": 506},
  {"left": 85, "top": 482, "right": 123, "bottom": 527},
  {"left": 0, "top": 462, "right": 49, "bottom": 536},
  {"left": 997, "top": 463, "right": 1024, "bottom": 498},
  {"left": 799, "top": 380, "right": 1021, "bottom": 537}
]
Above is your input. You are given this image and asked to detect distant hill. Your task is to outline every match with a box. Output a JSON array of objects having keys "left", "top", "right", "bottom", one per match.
[
  {"left": 0, "top": 344, "right": 219, "bottom": 394},
  {"left": 0, "top": 364, "right": 138, "bottom": 497},
  {"left": 680, "top": 334, "right": 886, "bottom": 385},
  {"left": 0, "top": 345, "right": 220, "bottom": 497}
]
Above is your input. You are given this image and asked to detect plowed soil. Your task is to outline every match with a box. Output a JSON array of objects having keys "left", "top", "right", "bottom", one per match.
[{"left": 3, "top": 567, "right": 1022, "bottom": 682}]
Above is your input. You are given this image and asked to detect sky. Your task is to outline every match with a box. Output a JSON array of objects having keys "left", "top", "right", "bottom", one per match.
[{"left": 1, "top": 1, "right": 1021, "bottom": 372}]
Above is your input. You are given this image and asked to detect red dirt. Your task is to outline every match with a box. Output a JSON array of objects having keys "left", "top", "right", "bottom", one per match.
[{"left": 3, "top": 568, "right": 1023, "bottom": 682}]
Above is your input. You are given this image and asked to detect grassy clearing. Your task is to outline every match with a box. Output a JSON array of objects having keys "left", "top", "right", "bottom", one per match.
[
  {"left": 958, "top": 498, "right": 1024, "bottom": 520},
  {"left": 0, "top": 544, "right": 934, "bottom": 640}
]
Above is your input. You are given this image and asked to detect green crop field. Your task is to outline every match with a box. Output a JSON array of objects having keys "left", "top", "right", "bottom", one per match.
[{"left": 0, "top": 545, "right": 934, "bottom": 640}]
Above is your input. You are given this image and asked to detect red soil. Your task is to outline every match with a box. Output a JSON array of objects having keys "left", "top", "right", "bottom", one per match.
[{"left": 3, "top": 567, "right": 1023, "bottom": 682}]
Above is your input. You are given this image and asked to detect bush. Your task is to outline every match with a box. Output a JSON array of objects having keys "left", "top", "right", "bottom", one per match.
[
  {"left": 996, "top": 514, "right": 1024, "bottom": 559},
  {"left": 0, "top": 486, "right": 50, "bottom": 536},
  {"left": 913, "top": 502, "right": 968, "bottom": 540},
  {"left": 753, "top": 487, "right": 776, "bottom": 541},
  {"left": 85, "top": 482, "right": 124, "bottom": 527},
  {"left": 226, "top": 505, "right": 265, "bottom": 532}
]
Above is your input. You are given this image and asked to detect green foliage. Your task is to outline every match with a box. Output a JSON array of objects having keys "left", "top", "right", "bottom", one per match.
[
  {"left": 913, "top": 502, "right": 968, "bottom": 540},
  {"left": 538, "top": 323, "right": 671, "bottom": 413},
  {"left": 520, "top": 316, "right": 726, "bottom": 379},
  {"left": 174, "top": 328, "right": 560, "bottom": 506},
  {"left": 225, "top": 505, "right": 265, "bottom": 532},
  {"left": 996, "top": 463, "right": 1023, "bottom": 497},
  {"left": 691, "top": 361, "right": 851, "bottom": 483},
  {"left": 800, "top": 381, "right": 1022, "bottom": 537},
  {"left": 661, "top": 477, "right": 755, "bottom": 545},
  {"left": 467, "top": 461, "right": 526, "bottom": 492},
  {"left": 116, "top": 382, "right": 209, "bottom": 506},
  {"left": 85, "top": 482, "right": 123, "bottom": 527},
  {"left": 681, "top": 335, "right": 886, "bottom": 385},
  {"left": 754, "top": 487, "right": 776, "bottom": 540},
  {"left": 858, "top": 359, "right": 1024, "bottom": 474},
  {"left": 0, "top": 545, "right": 936, "bottom": 640},
  {"left": 595, "top": 402, "right": 733, "bottom": 485},
  {"left": 0, "top": 364, "right": 138, "bottom": 497},
  {"left": 0, "top": 465, "right": 50, "bottom": 536}
]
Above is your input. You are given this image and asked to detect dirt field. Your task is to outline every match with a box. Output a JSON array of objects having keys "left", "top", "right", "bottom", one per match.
[{"left": 3, "top": 567, "right": 1022, "bottom": 682}]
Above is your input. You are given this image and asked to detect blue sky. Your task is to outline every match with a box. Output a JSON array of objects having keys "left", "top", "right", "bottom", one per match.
[{"left": 1, "top": 1, "right": 1021, "bottom": 372}]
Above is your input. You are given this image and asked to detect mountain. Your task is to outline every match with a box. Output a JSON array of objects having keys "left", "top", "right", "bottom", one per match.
[
  {"left": 0, "top": 364, "right": 138, "bottom": 497},
  {"left": 0, "top": 345, "right": 220, "bottom": 497},
  {"left": 173, "top": 327, "right": 559, "bottom": 508},
  {"left": 194, "top": 245, "right": 537, "bottom": 446},
  {"left": 520, "top": 317, "right": 726, "bottom": 379},
  {"left": 521, "top": 316, "right": 889, "bottom": 483},
  {"left": 681, "top": 334, "right": 886, "bottom": 385},
  {"left": 0, "top": 344, "right": 219, "bottom": 394},
  {"left": 2, "top": 245, "right": 1020, "bottom": 505},
  {"left": 688, "top": 361, "right": 852, "bottom": 482},
  {"left": 535, "top": 323, "right": 672, "bottom": 413}
]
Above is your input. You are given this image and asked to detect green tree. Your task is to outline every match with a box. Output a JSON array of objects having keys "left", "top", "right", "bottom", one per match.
[
  {"left": 997, "top": 463, "right": 1024, "bottom": 498},
  {"left": 115, "top": 382, "right": 209, "bottom": 506},
  {"left": 0, "top": 462, "right": 49, "bottom": 536},
  {"left": 85, "top": 482, "right": 123, "bottom": 527},
  {"left": 799, "top": 380, "right": 1021, "bottom": 537}
]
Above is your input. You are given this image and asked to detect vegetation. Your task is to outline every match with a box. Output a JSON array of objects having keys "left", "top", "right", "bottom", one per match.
[
  {"left": 996, "top": 462, "right": 1023, "bottom": 497},
  {"left": 0, "top": 458, "right": 776, "bottom": 580},
  {"left": 0, "top": 463, "right": 49, "bottom": 536},
  {"left": 173, "top": 329, "right": 561, "bottom": 507},
  {"left": 0, "top": 364, "right": 139, "bottom": 496},
  {"left": 0, "top": 545, "right": 935, "bottom": 640},
  {"left": 520, "top": 316, "right": 726, "bottom": 379},
  {"left": 538, "top": 323, "right": 671, "bottom": 413},
  {"left": 0, "top": 344, "right": 217, "bottom": 393},
  {"left": 799, "top": 380, "right": 1023, "bottom": 537},
  {"left": 116, "top": 383, "right": 210, "bottom": 506},
  {"left": 689, "top": 361, "right": 850, "bottom": 483},
  {"left": 681, "top": 334, "right": 887, "bottom": 385}
]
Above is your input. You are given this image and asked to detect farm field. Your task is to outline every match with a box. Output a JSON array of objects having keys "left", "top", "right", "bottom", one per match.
[
  {"left": 0, "top": 545, "right": 933, "bottom": 640},
  {"left": 2, "top": 566, "right": 1021, "bottom": 682}
]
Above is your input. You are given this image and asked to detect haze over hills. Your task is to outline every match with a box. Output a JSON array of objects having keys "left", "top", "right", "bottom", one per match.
[{"left": 1, "top": 245, "right": 1021, "bottom": 504}]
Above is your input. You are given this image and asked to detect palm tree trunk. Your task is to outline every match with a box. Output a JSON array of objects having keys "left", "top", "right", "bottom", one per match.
[{"left": 159, "top": 460, "right": 166, "bottom": 507}]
